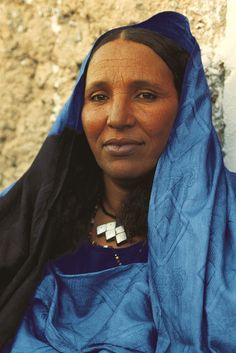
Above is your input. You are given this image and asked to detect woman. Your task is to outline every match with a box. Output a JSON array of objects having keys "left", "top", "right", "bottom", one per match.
[{"left": 1, "top": 11, "right": 236, "bottom": 352}]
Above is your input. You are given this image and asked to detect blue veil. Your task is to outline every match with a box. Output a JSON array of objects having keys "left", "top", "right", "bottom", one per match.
[{"left": 1, "top": 11, "right": 236, "bottom": 352}]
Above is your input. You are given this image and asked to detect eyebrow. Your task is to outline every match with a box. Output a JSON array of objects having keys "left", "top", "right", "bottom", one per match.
[
  {"left": 85, "top": 79, "right": 163, "bottom": 92},
  {"left": 130, "top": 80, "right": 163, "bottom": 91},
  {"left": 85, "top": 81, "right": 108, "bottom": 92}
]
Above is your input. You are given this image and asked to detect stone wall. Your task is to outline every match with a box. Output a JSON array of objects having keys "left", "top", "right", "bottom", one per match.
[{"left": 0, "top": 0, "right": 227, "bottom": 189}]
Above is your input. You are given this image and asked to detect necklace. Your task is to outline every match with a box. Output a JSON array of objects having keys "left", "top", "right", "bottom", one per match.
[
  {"left": 89, "top": 210, "right": 122, "bottom": 265},
  {"left": 96, "top": 202, "right": 128, "bottom": 246},
  {"left": 88, "top": 203, "right": 141, "bottom": 266},
  {"left": 100, "top": 202, "right": 116, "bottom": 219}
]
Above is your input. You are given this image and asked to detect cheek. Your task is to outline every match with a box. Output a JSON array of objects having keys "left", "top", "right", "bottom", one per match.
[
  {"left": 81, "top": 109, "right": 103, "bottom": 142},
  {"left": 140, "top": 98, "right": 178, "bottom": 132},
  {"left": 142, "top": 107, "right": 178, "bottom": 148},
  {"left": 143, "top": 117, "right": 175, "bottom": 140}
]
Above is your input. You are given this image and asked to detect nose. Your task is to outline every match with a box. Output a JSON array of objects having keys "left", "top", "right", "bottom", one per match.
[{"left": 107, "top": 95, "right": 135, "bottom": 129}]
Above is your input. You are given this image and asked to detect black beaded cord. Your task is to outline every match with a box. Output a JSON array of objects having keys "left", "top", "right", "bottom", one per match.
[{"left": 100, "top": 202, "right": 116, "bottom": 219}]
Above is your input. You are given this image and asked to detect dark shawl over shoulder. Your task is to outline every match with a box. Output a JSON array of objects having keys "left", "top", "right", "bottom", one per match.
[{"left": 0, "top": 129, "right": 92, "bottom": 346}]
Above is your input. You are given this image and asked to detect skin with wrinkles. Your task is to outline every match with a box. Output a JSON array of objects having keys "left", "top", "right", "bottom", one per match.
[{"left": 82, "top": 39, "right": 178, "bottom": 185}]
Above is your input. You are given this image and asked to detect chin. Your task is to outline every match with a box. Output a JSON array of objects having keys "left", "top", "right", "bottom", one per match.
[
  {"left": 104, "top": 166, "right": 155, "bottom": 184},
  {"left": 99, "top": 157, "right": 158, "bottom": 183}
]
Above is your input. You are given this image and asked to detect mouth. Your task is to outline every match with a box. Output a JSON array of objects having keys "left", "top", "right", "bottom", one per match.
[{"left": 103, "top": 138, "right": 144, "bottom": 156}]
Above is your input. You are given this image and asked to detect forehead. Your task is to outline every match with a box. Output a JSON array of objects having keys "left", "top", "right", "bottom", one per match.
[{"left": 85, "top": 39, "right": 174, "bottom": 84}]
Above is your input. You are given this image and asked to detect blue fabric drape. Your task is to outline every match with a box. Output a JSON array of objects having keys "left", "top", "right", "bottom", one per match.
[
  {"left": 1, "top": 11, "right": 236, "bottom": 353},
  {"left": 6, "top": 264, "right": 156, "bottom": 353}
]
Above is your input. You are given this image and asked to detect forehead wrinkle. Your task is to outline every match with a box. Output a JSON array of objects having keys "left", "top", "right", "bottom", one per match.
[
  {"left": 87, "top": 56, "right": 165, "bottom": 81},
  {"left": 87, "top": 59, "right": 151, "bottom": 81},
  {"left": 87, "top": 61, "right": 143, "bottom": 77},
  {"left": 85, "top": 77, "right": 164, "bottom": 94},
  {"left": 88, "top": 54, "right": 145, "bottom": 72},
  {"left": 85, "top": 73, "right": 130, "bottom": 92},
  {"left": 86, "top": 64, "right": 148, "bottom": 91}
]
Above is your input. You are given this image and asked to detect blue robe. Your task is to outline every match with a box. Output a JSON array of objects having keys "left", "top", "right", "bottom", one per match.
[{"left": 1, "top": 11, "right": 236, "bottom": 353}]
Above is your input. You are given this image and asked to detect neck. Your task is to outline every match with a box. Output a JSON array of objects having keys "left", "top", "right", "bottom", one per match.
[{"left": 102, "top": 176, "right": 131, "bottom": 214}]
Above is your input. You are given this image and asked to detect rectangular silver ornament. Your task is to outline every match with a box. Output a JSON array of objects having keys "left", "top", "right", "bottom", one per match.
[
  {"left": 115, "top": 225, "right": 125, "bottom": 234},
  {"left": 116, "top": 232, "right": 127, "bottom": 244},
  {"left": 106, "top": 222, "right": 116, "bottom": 231},
  {"left": 97, "top": 224, "right": 107, "bottom": 235},
  {"left": 105, "top": 229, "right": 116, "bottom": 241}
]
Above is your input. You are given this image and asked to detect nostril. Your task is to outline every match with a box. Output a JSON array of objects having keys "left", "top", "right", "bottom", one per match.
[
  {"left": 107, "top": 112, "right": 135, "bottom": 129},
  {"left": 107, "top": 118, "right": 134, "bottom": 129}
]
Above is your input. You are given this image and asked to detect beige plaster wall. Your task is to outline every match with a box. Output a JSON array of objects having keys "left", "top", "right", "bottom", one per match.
[
  {"left": 0, "top": 0, "right": 227, "bottom": 189},
  {"left": 220, "top": 0, "right": 236, "bottom": 172}
]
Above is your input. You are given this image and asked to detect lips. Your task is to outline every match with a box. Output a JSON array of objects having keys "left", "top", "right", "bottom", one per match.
[{"left": 103, "top": 138, "right": 144, "bottom": 156}]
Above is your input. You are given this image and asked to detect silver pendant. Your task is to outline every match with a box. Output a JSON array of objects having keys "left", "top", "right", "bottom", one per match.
[{"left": 96, "top": 222, "right": 127, "bottom": 245}]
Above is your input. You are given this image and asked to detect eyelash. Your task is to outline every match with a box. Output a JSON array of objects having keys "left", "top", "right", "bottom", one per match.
[
  {"left": 90, "top": 94, "right": 108, "bottom": 101},
  {"left": 89, "top": 91, "right": 157, "bottom": 102},
  {"left": 136, "top": 92, "right": 157, "bottom": 100}
]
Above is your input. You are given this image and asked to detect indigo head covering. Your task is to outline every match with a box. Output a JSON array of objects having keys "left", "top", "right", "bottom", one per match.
[{"left": 0, "top": 11, "right": 236, "bottom": 352}]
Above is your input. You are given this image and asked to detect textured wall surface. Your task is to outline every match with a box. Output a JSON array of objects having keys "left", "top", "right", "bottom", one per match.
[
  {"left": 220, "top": 0, "right": 236, "bottom": 172},
  {"left": 0, "top": 0, "right": 227, "bottom": 189}
]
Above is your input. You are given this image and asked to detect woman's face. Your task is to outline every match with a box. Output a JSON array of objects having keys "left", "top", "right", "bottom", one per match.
[{"left": 82, "top": 39, "right": 178, "bottom": 183}]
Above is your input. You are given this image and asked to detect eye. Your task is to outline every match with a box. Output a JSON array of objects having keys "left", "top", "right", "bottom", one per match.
[
  {"left": 136, "top": 92, "right": 157, "bottom": 100},
  {"left": 90, "top": 93, "right": 108, "bottom": 102}
]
